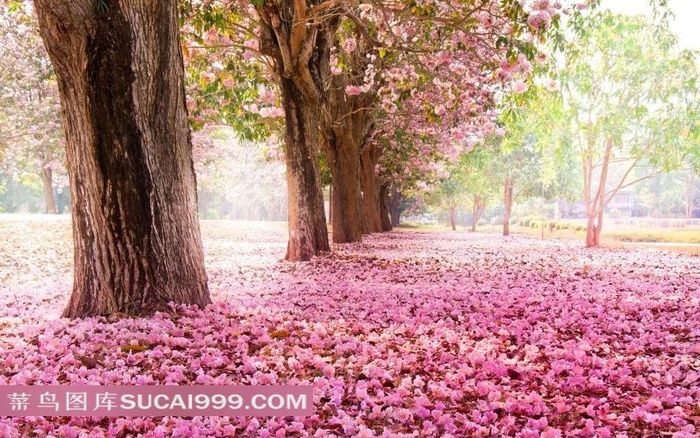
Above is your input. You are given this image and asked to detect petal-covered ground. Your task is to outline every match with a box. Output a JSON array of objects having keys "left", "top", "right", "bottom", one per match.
[{"left": 0, "top": 216, "right": 699, "bottom": 437}]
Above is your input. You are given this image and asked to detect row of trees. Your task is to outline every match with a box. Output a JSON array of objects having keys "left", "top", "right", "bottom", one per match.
[
  {"left": 12, "top": 0, "right": 696, "bottom": 318},
  {"left": 425, "top": 10, "right": 699, "bottom": 246},
  {"left": 18, "top": 0, "right": 575, "bottom": 317},
  {"left": 181, "top": 0, "right": 565, "bottom": 259}
]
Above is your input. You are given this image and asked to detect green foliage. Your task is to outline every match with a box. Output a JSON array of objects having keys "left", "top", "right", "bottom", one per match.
[
  {"left": 560, "top": 11, "right": 698, "bottom": 171},
  {"left": 180, "top": 2, "right": 279, "bottom": 141}
]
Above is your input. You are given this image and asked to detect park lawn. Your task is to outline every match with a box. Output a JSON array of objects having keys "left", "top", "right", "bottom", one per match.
[
  {"left": 605, "top": 228, "right": 700, "bottom": 244},
  {"left": 471, "top": 224, "right": 700, "bottom": 255}
]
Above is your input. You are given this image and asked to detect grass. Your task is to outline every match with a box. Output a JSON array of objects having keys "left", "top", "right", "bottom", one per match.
[
  {"left": 418, "top": 223, "right": 700, "bottom": 256},
  {"left": 605, "top": 228, "right": 700, "bottom": 244}
]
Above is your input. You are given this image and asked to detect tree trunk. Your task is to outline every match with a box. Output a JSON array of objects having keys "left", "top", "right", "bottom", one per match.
[
  {"left": 449, "top": 206, "right": 457, "bottom": 231},
  {"left": 379, "top": 183, "right": 392, "bottom": 232},
  {"left": 279, "top": 76, "right": 330, "bottom": 260},
  {"left": 327, "top": 131, "right": 363, "bottom": 243},
  {"left": 388, "top": 190, "right": 404, "bottom": 227},
  {"left": 471, "top": 198, "right": 485, "bottom": 232},
  {"left": 390, "top": 208, "right": 401, "bottom": 228},
  {"left": 35, "top": 0, "right": 210, "bottom": 318},
  {"left": 586, "top": 211, "right": 603, "bottom": 247},
  {"left": 360, "top": 144, "right": 383, "bottom": 233},
  {"left": 328, "top": 184, "right": 332, "bottom": 225},
  {"left": 582, "top": 139, "right": 612, "bottom": 248},
  {"left": 503, "top": 178, "right": 513, "bottom": 236},
  {"left": 40, "top": 165, "right": 58, "bottom": 214}
]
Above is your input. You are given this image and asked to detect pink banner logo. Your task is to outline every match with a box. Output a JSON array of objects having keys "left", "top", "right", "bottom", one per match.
[{"left": 0, "top": 386, "right": 313, "bottom": 417}]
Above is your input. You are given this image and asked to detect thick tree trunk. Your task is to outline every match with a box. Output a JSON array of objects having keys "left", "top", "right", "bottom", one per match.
[
  {"left": 327, "top": 132, "right": 363, "bottom": 243},
  {"left": 379, "top": 183, "right": 392, "bottom": 232},
  {"left": 360, "top": 145, "right": 383, "bottom": 233},
  {"left": 279, "top": 76, "right": 330, "bottom": 260},
  {"left": 503, "top": 178, "right": 513, "bottom": 236},
  {"left": 449, "top": 206, "right": 457, "bottom": 231},
  {"left": 40, "top": 165, "right": 58, "bottom": 214},
  {"left": 35, "top": 0, "right": 210, "bottom": 318}
]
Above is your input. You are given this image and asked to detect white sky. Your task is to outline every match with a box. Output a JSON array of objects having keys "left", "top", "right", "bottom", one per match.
[{"left": 601, "top": 0, "right": 700, "bottom": 49}]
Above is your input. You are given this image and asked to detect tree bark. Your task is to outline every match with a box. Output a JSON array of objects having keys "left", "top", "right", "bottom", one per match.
[
  {"left": 379, "top": 183, "right": 392, "bottom": 232},
  {"left": 388, "top": 189, "right": 404, "bottom": 227},
  {"left": 279, "top": 76, "right": 330, "bottom": 260},
  {"left": 586, "top": 210, "right": 603, "bottom": 247},
  {"left": 328, "top": 184, "right": 332, "bottom": 225},
  {"left": 327, "top": 130, "right": 363, "bottom": 244},
  {"left": 255, "top": 2, "right": 333, "bottom": 261},
  {"left": 449, "top": 206, "right": 457, "bottom": 231},
  {"left": 360, "top": 144, "right": 383, "bottom": 233},
  {"left": 390, "top": 208, "right": 401, "bottom": 227},
  {"left": 40, "top": 165, "right": 58, "bottom": 214},
  {"left": 35, "top": 0, "right": 210, "bottom": 317},
  {"left": 583, "top": 139, "right": 612, "bottom": 248},
  {"left": 503, "top": 178, "right": 513, "bottom": 236}
]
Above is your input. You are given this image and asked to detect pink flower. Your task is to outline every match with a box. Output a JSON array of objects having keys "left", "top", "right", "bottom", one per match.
[
  {"left": 345, "top": 85, "right": 363, "bottom": 96},
  {"left": 512, "top": 80, "right": 529, "bottom": 94},
  {"left": 342, "top": 37, "right": 357, "bottom": 53}
]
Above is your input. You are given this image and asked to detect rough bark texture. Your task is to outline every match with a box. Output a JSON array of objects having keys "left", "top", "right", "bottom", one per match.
[
  {"left": 321, "top": 63, "right": 376, "bottom": 243},
  {"left": 40, "top": 165, "right": 58, "bottom": 214},
  {"left": 327, "top": 131, "right": 363, "bottom": 243},
  {"left": 256, "top": 1, "right": 333, "bottom": 261},
  {"left": 360, "top": 144, "right": 383, "bottom": 234},
  {"left": 279, "top": 76, "right": 330, "bottom": 260},
  {"left": 503, "top": 178, "right": 513, "bottom": 236},
  {"left": 379, "top": 183, "right": 392, "bottom": 232},
  {"left": 35, "top": 0, "right": 210, "bottom": 317}
]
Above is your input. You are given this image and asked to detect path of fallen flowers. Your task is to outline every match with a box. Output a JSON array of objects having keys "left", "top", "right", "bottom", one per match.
[{"left": 0, "top": 217, "right": 698, "bottom": 437}]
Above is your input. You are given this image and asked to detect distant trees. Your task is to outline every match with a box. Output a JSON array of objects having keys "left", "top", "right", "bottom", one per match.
[
  {"left": 0, "top": 2, "right": 64, "bottom": 214},
  {"left": 555, "top": 12, "right": 699, "bottom": 246}
]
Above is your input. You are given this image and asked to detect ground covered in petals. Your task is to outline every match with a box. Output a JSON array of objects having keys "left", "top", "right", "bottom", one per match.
[{"left": 1, "top": 217, "right": 699, "bottom": 437}]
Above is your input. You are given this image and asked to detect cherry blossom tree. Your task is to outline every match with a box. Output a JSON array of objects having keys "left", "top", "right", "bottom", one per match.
[
  {"left": 181, "top": 0, "right": 584, "bottom": 254},
  {"left": 0, "top": 1, "right": 65, "bottom": 214}
]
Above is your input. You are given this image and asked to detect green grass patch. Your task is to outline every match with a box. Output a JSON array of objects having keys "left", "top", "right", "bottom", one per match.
[{"left": 606, "top": 228, "right": 700, "bottom": 244}]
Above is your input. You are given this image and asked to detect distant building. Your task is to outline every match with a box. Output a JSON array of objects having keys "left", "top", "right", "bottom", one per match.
[{"left": 561, "top": 190, "right": 635, "bottom": 219}]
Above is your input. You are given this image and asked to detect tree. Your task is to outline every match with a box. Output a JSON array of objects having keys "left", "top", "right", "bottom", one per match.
[
  {"left": 0, "top": 1, "right": 65, "bottom": 214},
  {"left": 556, "top": 12, "right": 699, "bottom": 246},
  {"left": 497, "top": 83, "right": 579, "bottom": 236},
  {"left": 181, "top": 0, "right": 581, "bottom": 251},
  {"left": 427, "top": 166, "right": 464, "bottom": 231},
  {"left": 34, "top": 0, "right": 210, "bottom": 317},
  {"left": 460, "top": 149, "right": 500, "bottom": 232}
]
